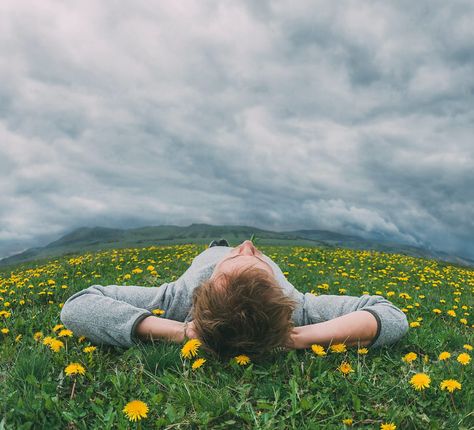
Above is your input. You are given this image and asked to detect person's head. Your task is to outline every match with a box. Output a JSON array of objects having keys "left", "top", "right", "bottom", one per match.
[{"left": 191, "top": 240, "right": 298, "bottom": 362}]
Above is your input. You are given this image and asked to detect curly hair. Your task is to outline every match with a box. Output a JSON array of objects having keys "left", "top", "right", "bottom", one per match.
[{"left": 190, "top": 266, "right": 299, "bottom": 363}]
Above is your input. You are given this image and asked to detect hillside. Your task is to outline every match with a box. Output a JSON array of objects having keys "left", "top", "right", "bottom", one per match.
[{"left": 0, "top": 223, "right": 473, "bottom": 270}]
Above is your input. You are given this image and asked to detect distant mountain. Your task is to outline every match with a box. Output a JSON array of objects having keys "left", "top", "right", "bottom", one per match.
[{"left": 1, "top": 223, "right": 473, "bottom": 270}]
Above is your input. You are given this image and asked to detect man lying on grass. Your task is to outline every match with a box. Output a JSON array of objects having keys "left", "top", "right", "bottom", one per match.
[{"left": 60, "top": 239, "right": 409, "bottom": 362}]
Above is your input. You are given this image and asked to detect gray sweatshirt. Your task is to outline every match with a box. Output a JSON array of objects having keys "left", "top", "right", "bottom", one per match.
[{"left": 60, "top": 246, "right": 409, "bottom": 349}]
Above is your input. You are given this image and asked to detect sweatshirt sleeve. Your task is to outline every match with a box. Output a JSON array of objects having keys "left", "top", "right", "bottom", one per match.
[
  {"left": 60, "top": 282, "right": 178, "bottom": 348},
  {"left": 302, "top": 293, "right": 409, "bottom": 348}
]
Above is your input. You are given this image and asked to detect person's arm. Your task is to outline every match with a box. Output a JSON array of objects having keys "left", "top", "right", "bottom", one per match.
[
  {"left": 60, "top": 282, "right": 180, "bottom": 348},
  {"left": 134, "top": 316, "right": 196, "bottom": 343},
  {"left": 286, "top": 294, "right": 408, "bottom": 349},
  {"left": 286, "top": 310, "right": 378, "bottom": 349}
]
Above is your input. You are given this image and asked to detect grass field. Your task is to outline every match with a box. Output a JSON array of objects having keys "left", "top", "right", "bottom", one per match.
[{"left": 0, "top": 244, "right": 473, "bottom": 429}]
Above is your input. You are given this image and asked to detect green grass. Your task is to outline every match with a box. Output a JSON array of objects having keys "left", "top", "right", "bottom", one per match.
[{"left": 0, "top": 244, "right": 473, "bottom": 429}]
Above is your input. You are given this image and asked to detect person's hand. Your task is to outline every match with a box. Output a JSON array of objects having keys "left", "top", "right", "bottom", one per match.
[{"left": 185, "top": 320, "right": 200, "bottom": 340}]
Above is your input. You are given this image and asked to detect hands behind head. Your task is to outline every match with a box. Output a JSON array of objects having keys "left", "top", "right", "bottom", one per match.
[{"left": 186, "top": 320, "right": 200, "bottom": 340}]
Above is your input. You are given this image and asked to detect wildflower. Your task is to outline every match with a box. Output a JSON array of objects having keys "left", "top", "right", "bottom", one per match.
[
  {"left": 460, "top": 318, "right": 467, "bottom": 325},
  {"left": 78, "top": 336, "right": 86, "bottom": 343},
  {"left": 438, "top": 351, "right": 451, "bottom": 361},
  {"left": 447, "top": 310, "right": 456, "bottom": 317},
  {"left": 58, "top": 329, "right": 73, "bottom": 337},
  {"left": 52, "top": 324, "right": 64, "bottom": 332},
  {"left": 402, "top": 352, "right": 417, "bottom": 363},
  {"left": 235, "top": 355, "right": 251, "bottom": 365},
  {"left": 64, "top": 363, "right": 86, "bottom": 376},
  {"left": 181, "top": 339, "right": 202, "bottom": 359},
  {"left": 123, "top": 400, "right": 149, "bottom": 422},
  {"left": 83, "top": 346, "right": 97, "bottom": 353},
  {"left": 1, "top": 328, "right": 9, "bottom": 334},
  {"left": 311, "top": 344, "right": 327, "bottom": 356},
  {"left": 432, "top": 309, "right": 442, "bottom": 314},
  {"left": 342, "top": 418, "right": 353, "bottom": 426},
  {"left": 330, "top": 343, "right": 347, "bottom": 353},
  {"left": 409, "top": 321, "right": 420, "bottom": 328},
  {"left": 49, "top": 339, "right": 64, "bottom": 352},
  {"left": 357, "top": 348, "right": 368, "bottom": 355},
  {"left": 410, "top": 373, "right": 431, "bottom": 390},
  {"left": 337, "top": 361, "right": 354, "bottom": 375},
  {"left": 33, "top": 331, "right": 43, "bottom": 341},
  {"left": 42, "top": 336, "right": 54, "bottom": 346},
  {"left": 457, "top": 353, "right": 471, "bottom": 365},
  {"left": 464, "top": 344, "right": 473, "bottom": 351},
  {"left": 15, "top": 334, "right": 22, "bottom": 342},
  {"left": 440, "top": 379, "right": 461, "bottom": 393},
  {"left": 152, "top": 309, "right": 165, "bottom": 316},
  {"left": 192, "top": 358, "right": 206, "bottom": 370},
  {"left": 381, "top": 424, "right": 396, "bottom": 430}
]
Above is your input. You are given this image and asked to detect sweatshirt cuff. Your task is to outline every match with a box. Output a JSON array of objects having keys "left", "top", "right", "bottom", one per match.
[
  {"left": 361, "top": 309, "right": 381, "bottom": 348},
  {"left": 130, "top": 311, "right": 153, "bottom": 345}
]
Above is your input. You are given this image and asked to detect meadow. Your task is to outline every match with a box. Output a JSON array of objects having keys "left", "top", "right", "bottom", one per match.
[{"left": 0, "top": 243, "right": 472, "bottom": 429}]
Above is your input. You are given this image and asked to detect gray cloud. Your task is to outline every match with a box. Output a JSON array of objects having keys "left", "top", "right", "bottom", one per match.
[{"left": 0, "top": 0, "right": 473, "bottom": 260}]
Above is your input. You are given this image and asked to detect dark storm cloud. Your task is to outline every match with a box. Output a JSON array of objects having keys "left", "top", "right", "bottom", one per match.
[{"left": 0, "top": 0, "right": 473, "bottom": 260}]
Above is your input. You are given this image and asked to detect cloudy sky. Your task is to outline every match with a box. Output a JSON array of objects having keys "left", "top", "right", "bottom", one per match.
[{"left": 1, "top": 0, "right": 473, "bottom": 261}]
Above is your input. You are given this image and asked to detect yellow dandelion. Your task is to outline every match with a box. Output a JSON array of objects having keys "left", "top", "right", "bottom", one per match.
[
  {"left": 42, "top": 336, "right": 54, "bottom": 346},
  {"left": 181, "top": 338, "right": 202, "bottom": 359},
  {"left": 460, "top": 318, "right": 467, "bottom": 325},
  {"left": 464, "top": 344, "right": 473, "bottom": 351},
  {"left": 1, "top": 328, "right": 9, "bottom": 334},
  {"left": 381, "top": 423, "right": 397, "bottom": 430},
  {"left": 402, "top": 352, "right": 417, "bottom": 363},
  {"left": 447, "top": 310, "right": 456, "bottom": 317},
  {"left": 58, "top": 329, "right": 73, "bottom": 337},
  {"left": 357, "top": 348, "right": 368, "bottom": 355},
  {"left": 330, "top": 343, "right": 347, "bottom": 353},
  {"left": 78, "top": 336, "right": 86, "bottom": 343},
  {"left": 152, "top": 309, "right": 165, "bottom": 316},
  {"left": 235, "top": 354, "right": 251, "bottom": 365},
  {"left": 48, "top": 339, "right": 64, "bottom": 352},
  {"left": 409, "top": 321, "right": 420, "bottom": 328},
  {"left": 122, "top": 400, "right": 149, "bottom": 422},
  {"left": 33, "top": 331, "right": 43, "bottom": 341},
  {"left": 342, "top": 418, "right": 353, "bottom": 426},
  {"left": 52, "top": 324, "right": 64, "bottom": 332},
  {"left": 410, "top": 373, "right": 431, "bottom": 390},
  {"left": 64, "top": 362, "right": 86, "bottom": 376},
  {"left": 311, "top": 344, "right": 327, "bottom": 356},
  {"left": 83, "top": 346, "right": 97, "bottom": 353},
  {"left": 432, "top": 309, "right": 442, "bottom": 314},
  {"left": 438, "top": 351, "right": 451, "bottom": 361},
  {"left": 337, "top": 361, "right": 354, "bottom": 375},
  {"left": 191, "top": 358, "right": 206, "bottom": 370},
  {"left": 440, "top": 379, "right": 461, "bottom": 393},
  {"left": 457, "top": 353, "right": 471, "bottom": 365}
]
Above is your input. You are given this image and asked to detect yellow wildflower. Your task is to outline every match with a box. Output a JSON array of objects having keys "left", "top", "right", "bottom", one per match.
[
  {"left": 58, "top": 329, "right": 73, "bottom": 337},
  {"left": 181, "top": 339, "right": 202, "bottom": 359},
  {"left": 380, "top": 424, "right": 396, "bottom": 430},
  {"left": 342, "top": 418, "right": 353, "bottom": 426},
  {"left": 357, "top": 348, "right": 369, "bottom": 355},
  {"left": 410, "top": 373, "right": 431, "bottom": 390},
  {"left": 83, "top": 346, "right": 97, "bottom": 353},
  {"left": 409, "top": 321, "right": 420, "bottom": 328},
  {"left": 402, "top": 352, "right": 417, "bottom": 363},
  {"left": 192, "top": 358, "right": 206, "bottom": 370},
  {"left": 438, "top": 351, "right": 451, "bottom": 361},
  {"left": 463, "top": 344, "right": 473, "bottom": 351},
  {"left": 330, "top": 343, "right": 347, "bottom": 353},
  {"left": 152, "top": 309, "right": 165, "bottom": 316},
  {"left": 440, "top": 379, "right": 461, "bottom": 393},
  {"left": 64, "top": 363, "right": 86, "bottom": 376},
  {"left": 123, "top": 400, "right": 149, "bottom": 422},
  {"left": 235, "top": 355, "right": 251, "bottom": 365},
  {"left": 33, "top": 331, "right": 43, "bottom": 341},
  {"left": 48, "top": 339, "right": 64, "bottom": 352},
  {"left": 1, "top": 328, "right": 9, "bottom": 334},
  {"left": 337, "top": 361, "right": 354, "bottom": 375},
  {"left": 457, "top": 353, "right": 471, "bottom": 365},
  {"left": 52, "top": 324, "right": 64, "bottom": 332},
  {"left": 311, "top": 344, "right": 327, "bottom": 356}
]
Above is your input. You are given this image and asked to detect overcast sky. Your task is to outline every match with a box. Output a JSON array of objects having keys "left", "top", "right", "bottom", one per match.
[{"left": 1, "top": 0, "right": 473, "bottom": 261}]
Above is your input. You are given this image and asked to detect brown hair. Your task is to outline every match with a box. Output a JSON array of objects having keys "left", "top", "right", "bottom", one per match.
[{"left": 191, "top": 266, "right": 298, "bottom": 363}]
